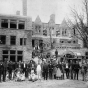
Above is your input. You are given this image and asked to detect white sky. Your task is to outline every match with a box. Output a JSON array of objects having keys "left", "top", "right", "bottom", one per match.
[{"left": 0, "top": 0, "right": 84, "bottom": 24}]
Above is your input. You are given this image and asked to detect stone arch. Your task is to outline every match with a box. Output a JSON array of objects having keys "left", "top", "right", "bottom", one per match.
[
  {"left": 60, "top": 50, "right": 75, "bottom": 63},
  {"left": 63, "top": 50, "right": 75, "bottom": 57}
]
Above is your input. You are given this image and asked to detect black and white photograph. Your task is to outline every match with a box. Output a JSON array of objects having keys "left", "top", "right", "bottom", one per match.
[{"left": 0, "top": 0, "right": 88, "bottom": 88}]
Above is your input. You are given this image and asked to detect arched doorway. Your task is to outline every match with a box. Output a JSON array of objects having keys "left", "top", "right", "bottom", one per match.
[{"left": 62, "top": 51, "right": 76, "bottom": 63}]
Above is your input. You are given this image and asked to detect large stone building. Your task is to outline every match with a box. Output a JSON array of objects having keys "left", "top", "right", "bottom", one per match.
[
  {"left": 0, "top": 14, "right": 32, "bottom": 62},
  {"left": 32, "top": 14, "right": 87, "bottom": 58},
  {"left": 0, "top": 13, "right": 87, "bottom": 62}
]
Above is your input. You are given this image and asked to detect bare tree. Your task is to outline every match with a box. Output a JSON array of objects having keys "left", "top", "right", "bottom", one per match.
[{"left": 68, "top": 0, "right": 88, "bottom": 48}]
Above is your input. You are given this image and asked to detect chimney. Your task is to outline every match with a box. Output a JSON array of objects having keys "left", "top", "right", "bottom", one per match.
[
  {"left": 16, "top": 11, "right": 20, "bottom": 15},
  {"left": 50, "top": 14, "right": 55, "bottom": 23},
  {"left": 22, "top": 0, "right": 27, "bottom": 16}
]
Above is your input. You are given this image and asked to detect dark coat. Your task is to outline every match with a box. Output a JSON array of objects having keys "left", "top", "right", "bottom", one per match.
[
  {"left": 8, "top": 62, "right": 13, "bottom": 72},
  {"left": 74, "top": 63, "right": 80, "bottom": 72},
  {"left": 43, "top": 62, "right": 49, "bottom": 72},
  {"left": 48, "top": 63, "right": 53, "bottom": 72}
]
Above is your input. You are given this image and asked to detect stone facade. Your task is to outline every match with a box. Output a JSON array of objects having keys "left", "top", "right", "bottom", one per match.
[
  {"left": 0, "top": 14, "right": 32, "bottom": 62},
  {"left": 32, "top": 14, "right": 86, "bottom": 57}
]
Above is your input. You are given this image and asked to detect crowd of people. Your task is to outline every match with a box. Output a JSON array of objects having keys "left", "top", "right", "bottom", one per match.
[{"left": 0, "top": 57, "right": 88, "bottom": 83}]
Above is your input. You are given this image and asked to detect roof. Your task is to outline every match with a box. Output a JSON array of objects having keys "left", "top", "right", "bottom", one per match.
[
  {"left": 59, "top": 19, "right": 69, "bottom": 28},
  {"left": 35, "top": 15, "right": 42, "bottom": 25},
  {"left": 0, "top": 14, "right": 32, "bottom": 20}
]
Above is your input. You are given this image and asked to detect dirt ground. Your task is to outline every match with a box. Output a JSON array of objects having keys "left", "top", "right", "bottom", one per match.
[{"left": 0, "top": 79, "right": 88, "bottom": 88}]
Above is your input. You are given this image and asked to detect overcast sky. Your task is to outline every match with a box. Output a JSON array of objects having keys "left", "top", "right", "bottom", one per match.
[{"left": 0, "top": 0, "right": 83, "bottom": 24}]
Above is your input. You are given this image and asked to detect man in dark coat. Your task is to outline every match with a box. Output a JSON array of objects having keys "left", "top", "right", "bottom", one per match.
[
  {"left": 8, "top": 61, "right": 13, "bottom": 80},
  {"left": 48, "top": 62, "right": 53, "bottom": 79},
  {"left": 43, "top": 61, "right": 49, "bottom": 80},
  {"left": 61, "top": 62, "right": 65, "bottom": 79},
  {"left": 74, "top": 61, "right": 80, "bottom": 80},
  {"left": 65, "top": 62, "right": 70, "bottom": 79},
  {"left": 3, "top": 59, "right": 8, "bottom": 82},
  {"left": 21, "top": 61, "right": 27, "bottom": 77},
  {"left": 0, "top": 61, "right": 3, "bottom": 82},
  {"left": 70, "top": 60, "right": 74, "bottom": 79}
]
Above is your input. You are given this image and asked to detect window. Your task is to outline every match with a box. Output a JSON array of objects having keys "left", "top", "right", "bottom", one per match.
[
  {"left": 43, "top": 30, "right": 47, "bottom": 36},
  {"left": 1, "top": 19, "right": 8, "bottom": 28},
  {"left": 0, "top": 35, "right": 6, "bottom": 44},
  {"left": 68, "top": 41, "right": 71, "bottom": 43},
  {"left": 20, "top": 38, "right": 27, "bottom": 45},
  {"left": 56, "top": 30, "right": 60, "bottom": 36},
  {"left": 62, "top": 29, "right": 67, "bottom": 36},
  {"left": 3, "top": 50, "right": 8, "bottom": 54},
  {"left": 10, "top": 36, "right": 16, "bottom": 45},
  {"left": 17, "top": 51, "right": 23, "bottom": 62},
  {"left": 32, "top": 39, "right": 34, "bottom": 47},
  {"left": 10, "top": 20, "right": 17, "bottom": 29},
  {"left": 73, "top": 27, "right": 76, "bottom": 35},
  {"left": 39, "top": 40, "right": 43, "bottom": 48},
  {"left": 85, "top": 52, "right": 88, "bottom": 55},
  {"left": 10, "top": 50, "right": 16, "bottom": 54},
  {"left": 18, "top": 21, "right": 25, "bottom": 29},
  {"left": 20, "top": 38, "right": 23, "bottom": 45},
  {"left": 2, "top": 50, "right": 23, "bottom": 62},
  {"left": 17, "top": 51, "right": 23, "bottom": 54},
  {"left": 35, "top": 25, "right": 41, "bottom": 33},
  {"left": 60, "top": 41, "right": 64, "bottom": 43},
  {"left": 73, "top": 41, "right": 76, "bottom": 44},
  {"left": 10, "top": 55, "right": 16, "bottom": 62},
  {"left": 2, "top": 50, "right": 9, "bottom": 61}
]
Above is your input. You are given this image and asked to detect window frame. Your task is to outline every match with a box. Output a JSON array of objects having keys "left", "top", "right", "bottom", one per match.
[
  {"left": 10, "top": 20, "right": 17, "bottom": 29},
  {"left": 1, "top": 19, "right": 8, "bottom": 28},
  {"left": 10, "top": 36, "right": 16, "bottom": 45},
  {"left": 18, "top": 21, "right": 25, "bottom": 29}
]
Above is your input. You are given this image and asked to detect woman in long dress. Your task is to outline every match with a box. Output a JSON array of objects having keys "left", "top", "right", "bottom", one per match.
[{"left": 56, "top": 62, "right": 62, "bottom": 79}]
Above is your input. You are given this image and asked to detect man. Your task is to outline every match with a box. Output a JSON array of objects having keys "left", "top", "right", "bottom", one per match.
[
  {"left": 65, "top": 61, "right": 70, "bottom": 79},
  {"left": 55, "top": 49, "right": 58, "bottom": 60},
  {"left": 3, "top": 59, "right": 8, "bottom": 82},
  {"left": 61, "top": 61, "right": 65, "bottom": 79},
  {"left": 81, "top": 61, "right": 87, "bottom": 81},
  {"left": 0, "top": 61, "right": 3, "bottom": 82},
  {"left": 48, "top": 61, "right": 53, "bottom": 79},
  {"left": 43, "top": 61, "right": 49, "bottom": 80},
  {"left": 8, "top": 61, "right": 13, "bottom": 80},
  {"left": 70, "top": 60, "right": 74, "bottom": 79},
  {"left": 74, "top": 61, "right": 80, "bottom": 80}
]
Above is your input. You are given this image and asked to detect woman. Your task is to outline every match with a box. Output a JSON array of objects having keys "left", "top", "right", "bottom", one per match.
[{"left": 56, "top": 62, "right": 62, "bottom": 79}]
